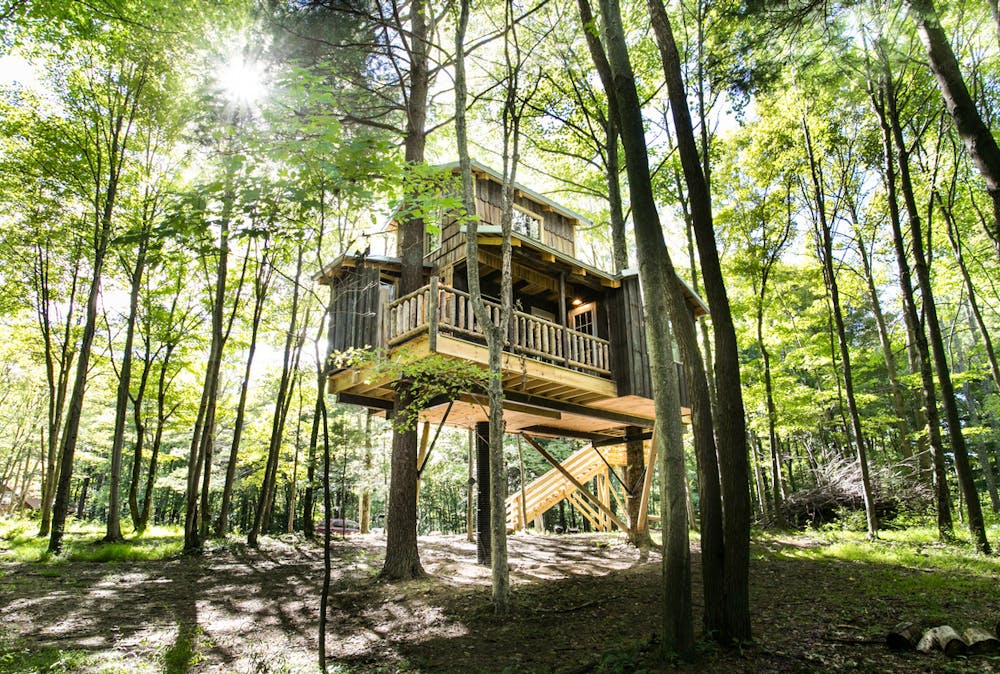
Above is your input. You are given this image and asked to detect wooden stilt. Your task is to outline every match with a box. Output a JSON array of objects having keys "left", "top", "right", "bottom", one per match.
[
  {"left": 637, "top": 427, "right": 657, "bottom": 532},
  {"left": 415, "top": 422, "right": 431, "bottom": 502}
]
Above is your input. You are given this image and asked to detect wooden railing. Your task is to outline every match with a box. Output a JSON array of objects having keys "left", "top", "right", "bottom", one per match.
[{"left": 386, "top": 280, "right": 612, "bottom": 378}]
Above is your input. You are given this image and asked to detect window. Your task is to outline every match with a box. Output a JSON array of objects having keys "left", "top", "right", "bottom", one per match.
[
  {"left": 511, "top": 205, "right": 542, "bottom": 240},
  {"left": 569, "top": 302, "right": 595, "bottom": 335},
  {"left": 425, "top": 225, "right": 441, "bottom": 254}
]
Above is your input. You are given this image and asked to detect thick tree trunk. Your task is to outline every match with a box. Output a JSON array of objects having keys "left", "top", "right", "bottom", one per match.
[
  {"left": 381, "top": 384, "right": 425, "bottom": 579},
  {"left": 645, "top": 0, "right": 750, "bottom": 643},
  {"left": 381, "top": 0, "right": 429, "bottom": 582}
]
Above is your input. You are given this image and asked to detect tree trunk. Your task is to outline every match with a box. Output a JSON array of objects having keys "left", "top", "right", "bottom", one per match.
[
  {"left": 105, "top": 228, "right": 149, "bottom": 542},
  {"left": 35, "top": 239, "right": 80, "bottom": 538},
  {"left": 885, "top": 70, "right": 990, "bottom": 553},
  {"left": 850, "top": 213, "right": 914, "bottom": 473},
  {"left": 381, "top": 384, "right": 425, "bottom": 579},
  {"left": 871, "top": 81, "right": 954, "bottom": 540},
  {"left": 645, "top": 0, "right": 750, "bottom": 643},
  {"left": 907, "top": 0, "right": 1000, "bottom": 259},
  {"left": 624, "top": 426, "right": 652, "bottom": 546},
  {"left": 584, "top": 0, "right": 693, "bottom": 655},
  {"left": 380, "top": 0, "right": 429, "bottom": 582},
  {"left": 49, "top": 218, "right": 112, "bottom": 553},
  {"left": 184, "top": 201, "right": 230, "bottom": 553},
  {"left": 359, "top": 413, "right": 373, "bottom": 534},
  {"left": 803, "top": 119, "right": 878, "bottom": 540},
  {"left": 941, "top": 196, "right": 1000, "bottom": 392},
  {"left": 216, "top": 245, "right": 272, "bottom": 537},
  {"left": 250, "top": 244, "right": 306, "bottom": 546}
]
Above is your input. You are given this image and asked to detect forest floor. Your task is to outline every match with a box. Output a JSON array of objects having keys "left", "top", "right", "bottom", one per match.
[{"left": 2, "top": 524, "right": 1000, "bottom": 673}]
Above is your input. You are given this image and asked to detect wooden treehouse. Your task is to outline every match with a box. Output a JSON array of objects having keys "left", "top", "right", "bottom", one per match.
[{"left": 319, "top": 160, "right": 707, "bottom": 539}]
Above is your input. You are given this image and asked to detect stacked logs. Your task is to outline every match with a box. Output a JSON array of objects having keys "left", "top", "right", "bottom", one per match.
[{"left": 887, "top": 621, "right": 1000, "bottom": 657}]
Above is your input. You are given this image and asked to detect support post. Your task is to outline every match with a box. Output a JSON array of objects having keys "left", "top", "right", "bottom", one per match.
[
  {"left": 637, "top": 428, "right": 657, "bottom": 532},
  {"left": 559, "top": 272, "right": 569, "bottom": 367},
  {"left": 476, "top": 421, "right": 491, "bottom": 565},
  {"left": 428, "top": 276, "right": 439, "bottom": 351}
]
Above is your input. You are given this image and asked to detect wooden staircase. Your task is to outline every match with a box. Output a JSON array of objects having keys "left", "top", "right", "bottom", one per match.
[{"left": 505, "top": 441, "right": 651, "bottom": 533}]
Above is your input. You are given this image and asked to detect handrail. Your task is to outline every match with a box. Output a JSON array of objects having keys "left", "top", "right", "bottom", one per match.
[{"left": 386, "top": 282, "right": 612, "bottom": 378}]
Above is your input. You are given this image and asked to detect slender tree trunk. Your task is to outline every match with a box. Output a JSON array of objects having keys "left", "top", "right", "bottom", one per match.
[
  {"left": 941, "top": 196, "right": 1000, "bottom": 392},
  {"left": 885, "top": 75, "right": 991, "bottom": 553},
  {"left": 35, "top": 240, "right": 79, "bottom": 538},
  {"left": 581, "top": 0, "right": 692, "bottom": 655},
  {"left": 105, "top": 233, "right": 149, "bottom": 542},
  {"left": 871, "top": 82, "right": 954, "bottom": 540},
  {"left": 184, "top": 190, "right": 232, "bottom": 552},
  {"left": 249, "top": 244, "right": 306, "bottom": 546},
  {"left": 906, "top": 0, "right": 1000, "bottom": 259},
  {"left": 359, "top": 414, "right": 373, "bottom": 534},
  {"left": 850, "top": 214, "right": 914, "bottom": 473},
  {"left": 803, "top": 119, "right": 878, "bottom": 540},
  {"left": 646, "top": 0, "right": 750, "bottom": 643},
  {"left": 216, "top": 246, "right": 272, "bottom": 537}
]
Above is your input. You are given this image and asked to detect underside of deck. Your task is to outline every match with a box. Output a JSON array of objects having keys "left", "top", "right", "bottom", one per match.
[{"left": 328, "top": 333, "right": 689, "bottom": 443}]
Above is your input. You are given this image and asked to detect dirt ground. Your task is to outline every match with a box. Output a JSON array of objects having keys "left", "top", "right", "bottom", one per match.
[{"left": 1, "top": 532, "right": 997, "bottom": 673}]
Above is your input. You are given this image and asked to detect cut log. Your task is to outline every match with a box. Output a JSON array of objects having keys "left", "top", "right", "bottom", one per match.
[
  {"left": 886, "top": 622, "right": 922, "bottom": 650},
  {"left": 916, "top": 630, "right": 935, "bottom": 654},
  {"left": 918, "top": 626, "right": 967, "bottom": 657},
  {"left": 964, "top": 627, "right": 1000, "bottom": 655}
]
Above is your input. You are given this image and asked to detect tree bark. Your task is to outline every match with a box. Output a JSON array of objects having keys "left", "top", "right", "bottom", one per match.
[
  {"left": 906, "top": 0, "right": 1000, "bottom": 260},
  {"left": 871, "top": 80, "right": 954, "bottom": 541},
  {"left": 884, "top": 69, "right": 990, "bottom": 553},
  {"left": 803, "top": 119, "right": 878, "bottom": 540},
  {"left": 645, "top": 0, "right": 750, "bottom": 643},
  {"left": 583, "top": 0, "right": 693, "bottom": 655},
  {"left": 380, "top": 0, "right": 429, "bottom": 582}
]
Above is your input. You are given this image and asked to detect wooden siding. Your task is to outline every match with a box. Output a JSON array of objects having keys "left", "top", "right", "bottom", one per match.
[
  {"left": 607, "top": 275, "right": 652, "bottom": 398},
  {"left": 426, "top": 173, "right": 577, "bottom": 271},
  {"left": 327, "top": 264, "right": 383, "bottom": 353}
]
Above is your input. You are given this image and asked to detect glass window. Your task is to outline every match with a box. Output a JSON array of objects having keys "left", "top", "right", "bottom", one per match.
[{"left": 512, "top": 206, "right": 541, "bottom": 240}]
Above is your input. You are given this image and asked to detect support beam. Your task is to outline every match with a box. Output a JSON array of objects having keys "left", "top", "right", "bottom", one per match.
[
  {"left": 519, "top": 425, "right": 620, "bottom": 443},
  {"left": 504, "top": 390, "right": 654, "bottom": 428},
  {"left": 337, "top": 392, "right": 394, "bottom": 411},
  {"left": 521, "top": 434, "right": 629, "bottom": 531}
]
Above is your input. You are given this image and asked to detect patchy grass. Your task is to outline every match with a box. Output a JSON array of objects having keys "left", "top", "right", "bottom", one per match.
[{"left": 0, "top": 517, "right": 183, "bottom": 563}]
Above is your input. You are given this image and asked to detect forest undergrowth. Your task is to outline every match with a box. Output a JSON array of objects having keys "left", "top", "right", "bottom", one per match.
[{"left": 2, "top": 516, "right": 1000, "bottom": 673}]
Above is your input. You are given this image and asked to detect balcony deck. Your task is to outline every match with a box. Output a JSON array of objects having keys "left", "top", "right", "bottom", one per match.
[{"left": 328, "top": 280, "right": 689, "bottom": 440}]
